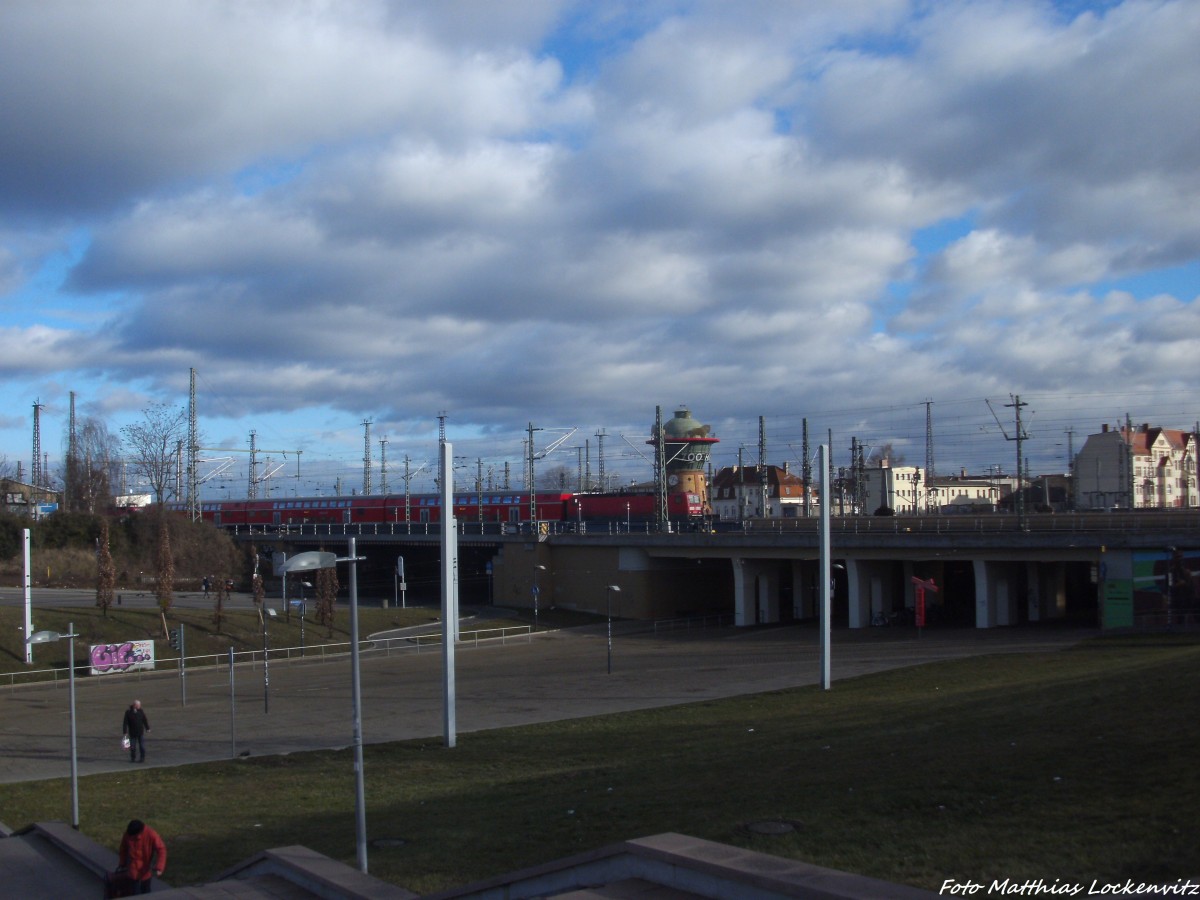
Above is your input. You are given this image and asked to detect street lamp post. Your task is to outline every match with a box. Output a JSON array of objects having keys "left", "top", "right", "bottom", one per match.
[
  {"left": 277, "top": 550, "right": 367, "bottom": 871},
  {"left": 299, "top": 580, "right": 312, "bottom": 656},
  {"left": 345, "top": 537, "right": 368, "bottom": 874},
  {"left": 606, "top": 585, "right": 621, "bottom": 674},
  {"left": 26, "top": 623, "right": 79, "bottom": 829}
]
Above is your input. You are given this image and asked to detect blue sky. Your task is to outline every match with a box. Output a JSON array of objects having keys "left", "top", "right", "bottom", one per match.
[{"left": 1, "top": 0, "right": 1197, "bottom": 498}]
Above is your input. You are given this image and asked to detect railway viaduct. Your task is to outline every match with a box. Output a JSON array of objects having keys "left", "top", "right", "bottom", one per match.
[{"left": 231, "top": 512, "right": 1200, "bottom": 632}]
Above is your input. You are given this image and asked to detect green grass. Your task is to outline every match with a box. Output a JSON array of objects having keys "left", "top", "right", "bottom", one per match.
[
  {"left": 0, "top": 605, "right": 445, "bottom": 675},
  {"left": 1, "top": 602, "right": 589, "bottom": 676},
  {"left": 2, "top": 633, "right": 1197, "bottom": 894}
]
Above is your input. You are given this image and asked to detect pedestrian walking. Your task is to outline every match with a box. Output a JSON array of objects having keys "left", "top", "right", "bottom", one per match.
[
  {"left": 115, "top": 819, "right": 167, "bottom": 894},
  {"left": 122, "top": 700, "right": 150, "bottom": 763}
]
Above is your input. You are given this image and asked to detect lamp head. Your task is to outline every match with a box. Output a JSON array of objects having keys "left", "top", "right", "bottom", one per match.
[{"left": 26, "top": 629, "right": 74, "bottom": 645}]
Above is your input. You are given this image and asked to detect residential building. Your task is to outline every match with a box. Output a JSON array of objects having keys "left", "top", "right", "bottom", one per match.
[
  {"left": 1, "top": 478, "right": 60, "bottom": 518},
  {"left": 924, "top": 469, "right": 1005, "bottom": 514},
  {"left": 1074, "top": 423, "right": 1197, "bottom": 510},
  {"left": 862, "top": 462, "right": 927, "bottom": 514},
  {"left": 710, "top": 464, "right": 809, "bottom": 520}
]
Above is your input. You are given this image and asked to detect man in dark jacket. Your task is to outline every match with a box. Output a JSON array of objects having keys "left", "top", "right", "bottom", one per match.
[{"left": 122, "top": 700, "right": 150, "bottom": 763}]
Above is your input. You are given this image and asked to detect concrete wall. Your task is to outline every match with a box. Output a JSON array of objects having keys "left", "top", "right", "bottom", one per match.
[{"left": 490, "top": 542, "right": 729, "bottom": 621}]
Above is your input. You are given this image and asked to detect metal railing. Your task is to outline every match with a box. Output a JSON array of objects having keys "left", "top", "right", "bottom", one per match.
[
  {"left": 227, "top": 519, "right": 661, "bottom": 538},
  {"left": 223, "top": 509, "right": 1200, "bottom": 540},
  {"left": 741, "top": 510, "right": 1200, "bottom": 535},
  {"left": 3, "top": 625, "right": 532, "bottom": 690}
]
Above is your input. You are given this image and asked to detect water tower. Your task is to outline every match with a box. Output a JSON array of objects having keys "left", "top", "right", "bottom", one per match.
[{"left": 649, "top": 407, "right": 719, "bottom": 511}]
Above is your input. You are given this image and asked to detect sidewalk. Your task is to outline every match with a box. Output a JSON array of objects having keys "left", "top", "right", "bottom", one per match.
[{"left": 0, "top": 622, "right": 1096, "bottom": 784}]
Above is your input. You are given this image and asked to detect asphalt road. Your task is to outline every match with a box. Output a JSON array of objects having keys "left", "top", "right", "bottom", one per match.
[{"left": 0, "top": 618, "right": 1095, "bottom": 785}]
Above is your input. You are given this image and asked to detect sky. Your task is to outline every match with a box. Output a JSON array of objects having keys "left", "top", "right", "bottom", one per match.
[{"left": 1, "top": 0, "right": 1198, "bottom": 498}]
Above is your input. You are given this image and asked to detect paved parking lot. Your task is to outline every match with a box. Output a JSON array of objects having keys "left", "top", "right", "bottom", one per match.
[{"left": 0, "top": 618, "right": 1095, "bottom": 784}]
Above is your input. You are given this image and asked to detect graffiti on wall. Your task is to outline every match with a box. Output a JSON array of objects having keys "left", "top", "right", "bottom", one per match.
[
  {"left": 1133, "top": 549, "right": 1200, "bottom": 613},
  {"left": 89, "top": 641, "right": 156, "bottom": 676}
]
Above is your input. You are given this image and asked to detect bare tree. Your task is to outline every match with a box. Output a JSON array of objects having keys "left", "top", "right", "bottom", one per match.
[
  {"left": 252, "top": 572, "right": 265, "bottom": 627},
  {"left": 63, "top": 417, "right": 122, "bottom": 513},
  {"left": 81, "top": 418, "right": 121, "bottom": 510},
  {"left": 155, "top": 519, "right": 174, "bottom": 634},
  {"left": 315, "top": 563, "right": 339, "bottom": 638},
  {"left": 537, "top": 464, "right": 574, "bottom": 490},
  {"left": 96, "top": 519, "right": 116, "bottom": 617},
  {"left": 212, "top": 575, "right": 229, "bottom": 633},
  {"left": 867, "top": 443, "right": 906, "bottom": 467},
  {"left": 121, "top": 402, "right": 186, "bottom": 505}
]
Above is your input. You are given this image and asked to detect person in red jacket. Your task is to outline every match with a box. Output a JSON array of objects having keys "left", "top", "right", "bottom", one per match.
[{"left": 118, "top": 819, "right": 166, "bottom": 894}]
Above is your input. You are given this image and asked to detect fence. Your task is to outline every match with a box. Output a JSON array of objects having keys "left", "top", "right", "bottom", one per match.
[
  {"left": 742, "top": 510, "right": 1200, "bottom": 535},
  {"left": 223, "top": 510, "right": 1200, "bottom": 540},
  {"left": 2, "top": 625, "right": 532, "bottom": 690}
]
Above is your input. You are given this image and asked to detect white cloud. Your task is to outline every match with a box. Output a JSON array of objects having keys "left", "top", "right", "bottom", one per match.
[
  {"left": 0, "top": 0, "right": 578, "bottom": 216},
  {"left": 0, "top": 0, "right": 1197, "bottom": 480},
  {"left": 808, "top": 0, "right": 1200, "bottom": 263}
]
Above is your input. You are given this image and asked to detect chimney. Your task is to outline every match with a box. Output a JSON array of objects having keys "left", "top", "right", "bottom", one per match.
[{"left": 1101, "top": 423, "right": 1109, "bottom": 433}]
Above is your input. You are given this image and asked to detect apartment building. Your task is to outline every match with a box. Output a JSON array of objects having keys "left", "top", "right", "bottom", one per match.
[
  {"left": 1074, "top": 423, "right": 1197, "bottom": 510},
  {"left": 862, "top": 462, "right": 927, "bottom": 514},
  {"left": 710, "top": 465, "right": 809, "bottom": 520}
]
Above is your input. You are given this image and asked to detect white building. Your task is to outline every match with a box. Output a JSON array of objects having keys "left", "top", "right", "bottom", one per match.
[
  {"left": 862, "top": 463, "right": 927, "bottom": 514},
  {"left": 710, "top": 465, "right": 810, "bottom": 520},
  {"left": 1074, "top": 423, "right": 1197, "bottom": 510},
  {"left": 926, "top": 470, "right": 1009, "bottom": 513}
]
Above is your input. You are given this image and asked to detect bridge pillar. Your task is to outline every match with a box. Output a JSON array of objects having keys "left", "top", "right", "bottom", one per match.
[
  {"left": 1027, "top": 561, "right": 1067, "bottom": 621},
  {"left": 792, "top": 561, "right": 816, "bottom": 620},
  {"left": 732, "top": 558, "right": 781, "bottom": 625},
  {"left": 760, "top": 564, "right": 780, "bottom": 624},
  {"left": 973, "top": 559, "right": 993, "bottom": 627},
  {"left": 1025, "top": 562, "right": 1041, "bottom": 622},
  {"left": 733, "top": 558, "right": 751, "bottom": 626},
  {"left": 845, "top": 558, "right": 869, "bottom": 628},
  {"left": 973, "top": 559, "right": 1022, "bottom": 627}
]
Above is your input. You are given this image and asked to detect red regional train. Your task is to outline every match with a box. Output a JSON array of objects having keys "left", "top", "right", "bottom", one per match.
[{"left": 177, "top": 489, "right": 706, "bottom": 530}]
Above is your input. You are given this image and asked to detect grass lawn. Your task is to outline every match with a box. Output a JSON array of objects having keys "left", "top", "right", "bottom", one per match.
[
  {"left": 0, "top": 603, "right": 538, "bottom": 677},
  {"left": 1, "top": 632, "right": 1197, "bottom": 894}
]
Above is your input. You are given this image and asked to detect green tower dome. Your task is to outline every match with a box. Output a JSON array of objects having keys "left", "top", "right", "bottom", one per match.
[{"left": 662, "top": 407, "right": 711, "bottom": 439}]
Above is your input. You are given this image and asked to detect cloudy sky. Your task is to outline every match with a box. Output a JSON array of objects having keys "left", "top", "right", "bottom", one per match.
[{"left": 2, "top": 0, "right": 1197, "bottom": 496}]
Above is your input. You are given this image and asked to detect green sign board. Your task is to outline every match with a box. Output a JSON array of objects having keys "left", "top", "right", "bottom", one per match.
[{"left": 1102, "top": 579, "right": 1134, "bottom": 630}]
